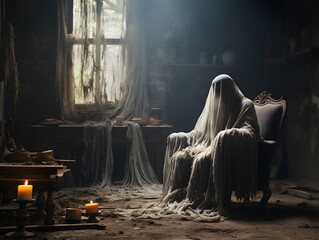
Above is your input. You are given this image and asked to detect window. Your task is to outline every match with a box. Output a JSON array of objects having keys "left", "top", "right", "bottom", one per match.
[{"left": 70, "top": 0, "right": 125, "bottom": 104}]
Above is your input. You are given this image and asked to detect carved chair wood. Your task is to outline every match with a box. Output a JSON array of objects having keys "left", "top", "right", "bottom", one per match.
[{"left": 253, "top": 91, "right": 287, "bottom": 209}]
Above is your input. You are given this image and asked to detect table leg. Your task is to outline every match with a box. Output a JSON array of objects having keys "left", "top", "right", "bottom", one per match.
[
  {"left": 44, "top": 190, "right": 55, "bottom": 225},
  {"left": 35, "top": 190, "right": 46, "bottom": 224}
]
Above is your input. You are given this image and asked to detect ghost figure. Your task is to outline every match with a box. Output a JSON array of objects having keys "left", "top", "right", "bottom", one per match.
[{"left": 162, "top": 74, "right": 260, "bottom": 216}]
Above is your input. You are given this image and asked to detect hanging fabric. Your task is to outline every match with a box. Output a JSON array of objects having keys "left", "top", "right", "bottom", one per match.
[{"left": 56, "top": 0, "right": 157, "bottom": 187}]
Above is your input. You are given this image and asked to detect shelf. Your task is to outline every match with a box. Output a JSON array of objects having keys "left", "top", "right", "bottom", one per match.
[
  {"left": 264, "top": 47, "right": 319, "bottom": 67},
  {"left": 165, "top": 63, "right": 245, "bottom": 70}
]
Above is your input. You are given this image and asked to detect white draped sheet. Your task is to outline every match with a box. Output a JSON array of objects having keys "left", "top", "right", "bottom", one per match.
[{"left": 162, "top": 74, "right": 260, "bottom": 216}]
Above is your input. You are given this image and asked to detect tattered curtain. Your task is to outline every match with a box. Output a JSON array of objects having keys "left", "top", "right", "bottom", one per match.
[
  {"left": 56, "top": 0, "right": 158, "bottom": 187},
  {"left": 56, "top": 0, "right": 150, "bottom": 121}
]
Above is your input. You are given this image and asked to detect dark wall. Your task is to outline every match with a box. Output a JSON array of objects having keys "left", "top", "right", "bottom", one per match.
[
  {"left": 284, "top": 0, "right": 319, "bottom": 184},
  {"left": 5, "top": 0, "right": 58, "bottom": 147},
  {"left": 0, "top": 0, "right": 4, "bottom": 123},
  {"left": 264, "top": 0, "right": 319, "bottom": 184}
]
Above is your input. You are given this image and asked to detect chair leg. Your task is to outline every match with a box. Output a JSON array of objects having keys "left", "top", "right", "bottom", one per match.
[
  {"left": 219, "top": 191, "right": 232, "bottom": 217},
  {"left": 260, "top": 186, "right": 272, "bottom": 210}
]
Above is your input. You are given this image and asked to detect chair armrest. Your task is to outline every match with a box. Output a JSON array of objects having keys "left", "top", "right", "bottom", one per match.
[{"left": 261, "top": 139, "right": 277, "bottom": 150}]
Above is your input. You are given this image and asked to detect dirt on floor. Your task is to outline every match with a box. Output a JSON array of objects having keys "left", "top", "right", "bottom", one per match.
[{"left": 1, "top": 180, "right": 319, "bottom": 240}]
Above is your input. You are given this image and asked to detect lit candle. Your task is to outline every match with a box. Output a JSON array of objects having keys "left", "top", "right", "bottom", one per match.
[
  {"left": 17, "top": 180, "right": 33, "bottom": 201},
  {"left": 85, "top": 200, "right": 98, "bottom": 214}
]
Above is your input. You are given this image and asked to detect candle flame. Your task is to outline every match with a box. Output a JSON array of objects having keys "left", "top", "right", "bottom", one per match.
[
  {"left": 25, "top": 180, "right": 28, "bottom": 185},
  {"left": 90, "top": 200, "right": 93, "bottom": 204}
]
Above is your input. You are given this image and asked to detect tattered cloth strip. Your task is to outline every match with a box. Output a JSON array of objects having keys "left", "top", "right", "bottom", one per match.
[
  {"left": 3, "top": 22, "right": 19, "bottom": 118},
  {"left": 81, "top": 120, "right": 158, "bottom": 187},
  {"left": 81, "top": 120, "right": 114, "bottom": 186},
  {"left": 120, "top": 121, "right": 159, "bottom": 186}
]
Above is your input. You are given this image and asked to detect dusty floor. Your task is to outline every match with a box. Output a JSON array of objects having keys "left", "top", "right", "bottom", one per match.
[{"left": 1, "top": 180, "right": 319, "bottom": 240}]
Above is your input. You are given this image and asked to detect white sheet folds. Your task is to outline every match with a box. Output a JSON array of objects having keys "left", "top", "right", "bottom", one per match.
[{"left": 162, "top": 74, "right": 260, "bottom": 217}]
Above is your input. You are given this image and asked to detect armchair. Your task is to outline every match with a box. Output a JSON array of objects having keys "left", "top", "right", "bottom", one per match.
[{"left": 253, "top": 91, "right": 287, "bottom": 209}]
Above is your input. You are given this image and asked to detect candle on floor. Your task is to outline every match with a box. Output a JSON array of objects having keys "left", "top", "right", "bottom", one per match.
[
  {"left": 17, "top": 180, "right": 33, "bottom": 201},
  {"left": 85, "top": 200, "right": 98, "bottom": 214},
  {"left": 66, "top": 208, "right": 82, "bottom": 221}
]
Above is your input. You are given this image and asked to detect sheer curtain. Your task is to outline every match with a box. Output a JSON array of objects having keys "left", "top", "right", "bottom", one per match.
[
  {"left": 56, "top": 0, "right": 150, "bottom": 121},
  {"left": 56, "top": 0, "right": 74, "bottom": 120}
]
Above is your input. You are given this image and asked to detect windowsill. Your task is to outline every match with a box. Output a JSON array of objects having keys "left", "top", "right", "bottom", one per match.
[
  {"left": 70, "top": 102, "right": 119, "bottom": 121},
  {"left": 30, "top": 124, "right": 173, "bottom": 129},
  {"left": 75, "top": 102, "right": 117, "bottom": 109},
  {"left": 29, "top": 124, "right": 174, "bottom": 143}
]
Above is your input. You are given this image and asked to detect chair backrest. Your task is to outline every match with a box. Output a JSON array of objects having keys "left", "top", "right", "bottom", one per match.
[{"left": 253, "top": 91, "right": 287, "bottom": 141}]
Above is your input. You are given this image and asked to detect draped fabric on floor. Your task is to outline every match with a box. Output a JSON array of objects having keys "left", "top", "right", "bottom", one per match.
[
  {"left": 162, "top": 74, "right": 260, "bottom": 217},
  {"left": 56, "top": 0, "right": 158, "bottom": 186}
]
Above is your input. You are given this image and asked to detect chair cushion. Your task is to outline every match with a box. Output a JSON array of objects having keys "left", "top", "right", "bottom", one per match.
[{"left": 254, "top": 104, "right": 283, "bottom": 140}]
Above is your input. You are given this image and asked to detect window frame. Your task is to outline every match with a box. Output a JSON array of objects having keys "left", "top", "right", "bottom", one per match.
[{"left": 67, "top": 0, "right": 124, "bottom": 106}]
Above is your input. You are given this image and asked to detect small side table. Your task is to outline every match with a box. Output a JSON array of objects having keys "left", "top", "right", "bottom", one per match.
[{"left": 0, "top": 164, "right": 70, "bottom": 225}]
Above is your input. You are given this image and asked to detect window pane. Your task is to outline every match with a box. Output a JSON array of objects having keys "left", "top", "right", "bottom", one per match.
[
  {"left": 72, "top": 0, "right": 125, "bottom": 105},
  {"left": 73, "top": 44, "right": 96, "bottom": 104},
  {"left": 100, "top": 45, "right": 124, "bottom": 102},
  {"left": 73, "top": 0, "right": 96, "bottom": 38},
  {"left": 101, "top": 0, "right": 124, "bottom": 38}
]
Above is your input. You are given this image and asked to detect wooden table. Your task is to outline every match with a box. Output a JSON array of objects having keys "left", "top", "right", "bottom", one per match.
[
  {"left": 0, "top": 164, "right": 70, "bottom": 225},
  {"left": 29, "top": 124, "right": 173, "bottom": 183}
]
